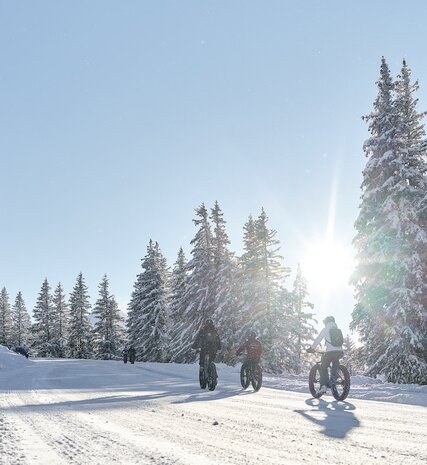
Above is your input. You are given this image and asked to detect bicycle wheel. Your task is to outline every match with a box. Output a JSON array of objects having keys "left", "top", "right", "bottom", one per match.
[
  {"left": 208, "top": 362, "right": 217, "bottom": 391},
  {"left": 199, "top": 367, "right": 207, "bottom": 389},
  {"left": 251, "top": 365, "right": 263, "bottom": 391},
  {"left": 240, "top": 365, "right": 250, "bottom": 389},
  {"left": 309, "top": 364, "right": 323, "bottom": 398},
  {"left": 331, "top": 365, "right": 350, "bottom": 401}
]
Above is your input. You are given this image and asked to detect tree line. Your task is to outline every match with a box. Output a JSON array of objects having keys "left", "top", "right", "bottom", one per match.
[{"left": 0, "top": 204, "right": 320, "bottom": 373}]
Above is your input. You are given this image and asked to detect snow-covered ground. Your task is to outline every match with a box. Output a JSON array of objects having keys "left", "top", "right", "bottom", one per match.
[{"left": 0, "top": 346, "right": 426, "bottom": 465}]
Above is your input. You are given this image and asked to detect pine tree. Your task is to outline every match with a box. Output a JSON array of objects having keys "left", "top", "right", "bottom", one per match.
[
  {"left": 0, "top": 287, "right": 13, "bottom": 346},
  {"left": 290, "top": 265, "right": 316, "bottom": 374},
  {"left": 32, "top": 279, "right": 55, "bottom": 357},
  {"left": 169, "top": 204, "right": 215, "bottom": 363},
  {"left": 351, "top": 57, "right": 397, "bottom": 374},
  {"left": 342, "top": 335, "right": 360, "bottom": 376},
  {"left": 93, "top": 275, "right": 124, "bottom": 360},
  {"left": 11, "top": 292, "right": 31, "bottom": 347},
  {"left": 168, "top": 247, "right": 189, "bottom": 361},
  {"left": 352, "top": 58, "right": 427, "bottom": 384},
  {"left": 376, "top": 60, "right": 427, "bottom": 383},
  {"left": 210, "top": 201, "right": 238, "bottom": 364},
  {"left": 68, "top": 273, "right": 93, "bottom": 359},
  {"left": 127, "top": 241, "right": 169, "bottom": 362},
  {"left": 238, "top": 209, "right": 291, "bottom": 371},
  {"left": 52, "top": 283, "right": 69, "bottom": 358}
]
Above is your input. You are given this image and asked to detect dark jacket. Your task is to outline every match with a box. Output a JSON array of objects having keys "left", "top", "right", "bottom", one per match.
[
  {"left": 236, "top": 338, "right": 262, "bottom": 362},
  {"left": 192, "top": 327, "right": 221, "bottom": 353}
]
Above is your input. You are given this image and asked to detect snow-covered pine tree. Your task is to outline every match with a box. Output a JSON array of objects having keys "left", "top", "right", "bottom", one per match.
[
  {"left": 52, "top": 283, "right": 69, "bottom": 358},
  {"left": 68, "top": 273, "right": 93, "bottom": 359},
  {"left": 290, "top": 264, "right": 316, "bottom": 374},
  {"left": 167, "top": 247, "right": 189, "bottom": 361},
  {"left": 127, "top": 241, "right": 169, "bottom": 362},
  {"left": 352, "top": 58, "right": 427, "bottom": 384},
  {"left": 342, "top": 334, "right": 360, "bottom": 376},
  {"left": 272, "top": 287, "right": 299, "bottom": 373},
  {"left": 210, "top": 201, "right": 238, "bottom": 364},
  {"left": 168, "top": 204, "right": 215, "bottom": 363},
  {"left": 11, "top": 292, "right": 31, "bottom": 347},
  {"left": 93, "top": 275, "right": 124, "bottom": 360},
  {"left": 238, "top": 209, "right": 291, "bottom": 372},
  {"left": 376, "top": 60, "right": 427, "bottom": 383},
  {"left": 236, "top": 215, "right": 257, "bottom": 338},
  {"left": 0, "top": 287, "right": 13, "bottom": 346},
  {"left": 32, "top": 278, "right": 56, "bottom": 357},
  {"left": 351, "top": 57, "right": 397, "bottom": 376}
]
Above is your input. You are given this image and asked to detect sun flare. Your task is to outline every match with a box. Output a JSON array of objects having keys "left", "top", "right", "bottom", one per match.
[{"left": 302, "top": 241, "right": 354, "bottom": 293}]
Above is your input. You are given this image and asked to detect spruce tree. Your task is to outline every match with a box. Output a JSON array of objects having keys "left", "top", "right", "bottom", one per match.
[
  {"left": 377, "top": 60, "right": 427, "bottom": 383},
  {"left": 11, "top": 292, "right": 31, "bottom": 347},
  {"left": 169, "top": 204, "right": 215, "bottom": 363},
  {"left": 342, "top": 335, "right": 360, "bottom": 376},
  {"left": 168, "top": 247, "right": 189, "bottom": 361},
  {"left": 352, "top": 58, "right": 427, "bottom": 383},
  {"left": 290, "top": 265, "right": 316, "bottom": 374},
  {"left": 32, "top": 279, "right": 55, "bottom": 357},
  {"left": 0, "top": 287, "right": 13, "bottom": 346},
  {"left": 52, "top": 283, "right": 69, "bottom": 358},
  {"left": 238, "top": 209, "right": 291, "bottom": 371},
  {"left": 68, "top": 272, "right": 93, "bottom": 359},
  {"left": 127, "top": 241, "right": 169, "bottom": 362},
  {"left": 93, "top": 275, "right": 124, "bottom": 360},
  {"left": 210, "top": 201, "right": 238, "bottom": 364},
  {"left": 351, "top": 57, "right": 397, "bottom": 375}
]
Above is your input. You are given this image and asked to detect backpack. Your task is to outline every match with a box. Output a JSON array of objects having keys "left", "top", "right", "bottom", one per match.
[{"left": 328, "top": 327, "right": 344, "bottom": 347}]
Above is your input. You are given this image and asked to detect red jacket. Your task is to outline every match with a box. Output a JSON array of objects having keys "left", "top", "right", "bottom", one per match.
[{"left": 236, "top": 339, "right": 262, "bottom": 361}]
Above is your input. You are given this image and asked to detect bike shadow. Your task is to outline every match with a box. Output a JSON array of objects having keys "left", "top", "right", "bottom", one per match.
[
  {"left": 295, "top": 398, "right": 360, "bottom": 439},
  {"left": 173, "top": 385, "right": 255, "bottom": 404}
]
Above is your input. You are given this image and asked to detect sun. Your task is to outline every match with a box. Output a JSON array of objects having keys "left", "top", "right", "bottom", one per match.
[{"left": 301, "top": 240, "right": 354, "bottom": 293}]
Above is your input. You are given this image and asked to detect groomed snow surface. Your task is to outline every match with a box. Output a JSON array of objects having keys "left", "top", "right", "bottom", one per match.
[{"left": 0, "top": 345, "right": 426, "bottom": 465}]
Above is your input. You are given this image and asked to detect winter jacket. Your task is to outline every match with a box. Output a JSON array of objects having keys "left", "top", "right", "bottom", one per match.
[
  {"left": 311, "top": 321, "right": 343, "bottom": 353},
  {"left": 192, "top": 327, "right": 221, "bottom": 353},
  {"left": 236, "top": 339, "right": 262, "bottom": 362}
]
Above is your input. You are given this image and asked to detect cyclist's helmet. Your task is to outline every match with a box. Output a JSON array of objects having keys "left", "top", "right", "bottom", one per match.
[
  {"left": 323, "top": 316, "right": 335, "bottom": 325},
  {"left": 204, "top": 318, "right": 214, "bottom": 328},
  {"left": 248, "top": 331, "right": 257, "bottom": 340}
]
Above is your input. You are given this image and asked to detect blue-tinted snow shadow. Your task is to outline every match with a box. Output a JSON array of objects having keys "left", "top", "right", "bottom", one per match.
[{"left": 295, "top": 398, "right": 360, "bottom": 439}]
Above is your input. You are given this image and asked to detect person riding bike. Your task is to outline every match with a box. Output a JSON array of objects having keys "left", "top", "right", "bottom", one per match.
[
  {"left": 192, "top": 319, "right": 221, "bottom": 373},
  {"left": 236, "top": 332, "right": 262, "bottom": 372},
  {"left": 307, "top": 316, "right": 343, "bottom": 395}
]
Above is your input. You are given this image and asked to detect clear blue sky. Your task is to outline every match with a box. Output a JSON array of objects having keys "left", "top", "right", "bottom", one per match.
[{"left": 1, "top": 1, "right": 426, "bottom": 333}]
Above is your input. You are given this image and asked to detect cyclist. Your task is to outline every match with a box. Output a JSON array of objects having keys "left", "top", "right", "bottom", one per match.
[
  {"left": 192, "top": 319, "right": 221, "bottom": 373},
  {"left": 236, "top": 332, "right": 262, "bottom": 372},
  {"left": 128, "top": 346, "right": 136, "bottom": 363},
  {"left": 307, "top": 316, "right": 343, "bottom": 394}
]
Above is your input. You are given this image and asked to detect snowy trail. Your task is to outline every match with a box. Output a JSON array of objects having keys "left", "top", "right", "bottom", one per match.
[{"left": 1, "top": 359, "right": 426, "bottom": 465}]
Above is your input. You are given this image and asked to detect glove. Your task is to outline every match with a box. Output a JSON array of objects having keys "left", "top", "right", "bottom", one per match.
[{"left": 306, "top": 347, "right": 315, "bottom": 354}]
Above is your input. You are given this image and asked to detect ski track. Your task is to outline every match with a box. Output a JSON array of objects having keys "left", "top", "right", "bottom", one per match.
[{"left": 0, "top": 360, "right": 426, "bottom": 465}]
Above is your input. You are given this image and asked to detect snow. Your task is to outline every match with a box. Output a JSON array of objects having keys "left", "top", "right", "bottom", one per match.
[
  {"left": 0, "top": 349, "right": 426, "bottom": 464},
  {"left": 0, "top": 344, "right": 32, "bottom": 369}
]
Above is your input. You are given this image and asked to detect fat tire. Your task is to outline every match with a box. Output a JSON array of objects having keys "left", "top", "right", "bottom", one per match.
[
  {"left": 240, "top": 365, "right": 250, "bottom": 389},
  {"left": 331, "top": 365, "right": 350, "bottom": 401},
  {"left": 309, "top": 364, "right": 323, "bottom": 398},
  {"left": 199, "top": 368, "right": 207, "bottom": 389},
  {"left": 251, "top": 365, "right": 263, "bottom": 391},
  {"left": 208, "top": 362, "right": 217, "bottom": 391}
]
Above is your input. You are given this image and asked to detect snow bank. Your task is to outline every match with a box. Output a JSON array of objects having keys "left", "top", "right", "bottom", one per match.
[
  {"left": 260, "top": 368, "right": 427, "bottom": 407},
  {"left": 0, "top": 345, "right": 32, "bottom": 369}
]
